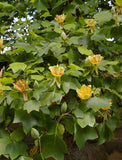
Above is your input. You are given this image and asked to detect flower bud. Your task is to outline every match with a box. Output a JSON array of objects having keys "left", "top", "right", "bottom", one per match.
[
  {"left": 61, "top": 102, "right": 67, "bottom": 113},
  {"left": 31, "top": 128, "right": 40, "bottom": 139},
  {"left": 61, "top": 31, "right": 67, "bottom": 41}
]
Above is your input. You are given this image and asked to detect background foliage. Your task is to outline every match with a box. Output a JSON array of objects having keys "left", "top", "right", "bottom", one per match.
[{"left": 0, "top": 0, "right": 122, "bottom": 160}]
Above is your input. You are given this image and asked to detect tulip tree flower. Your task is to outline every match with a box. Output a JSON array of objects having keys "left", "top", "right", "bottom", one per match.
[
  {"left": 85, "top": 19, "right": 97, "bottom": 27},
  {"left": 61, "top": 31, "right": 67, "bottom": 41},
  {"left": 85, "top": 19, "right": 97, "bottom": 33},
  {"left": 13, "top": 79, "right": 28, "bottom": 101},
  {"left": 77, "top": 85, "right": 92, "bottom": 100},
  {"left": 55, "top": 14, "right": 65, "bottom": 23},
  {"left": 88, "top": 54, "right": 102, "bottom": 75},
  {"left": 49, "top": 65, "right": 64, "bottom": 88},
  {"left": 55, "top": 14, "right": 66, "bottom": 29},
  {"left": 89, "top": 54, "right": 102, "bottom": 64}
]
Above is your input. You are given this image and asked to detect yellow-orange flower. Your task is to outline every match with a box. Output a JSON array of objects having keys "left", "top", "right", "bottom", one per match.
[
  {"left": 0, "top": 39, "right": 3, "bottom": 48},
  {"left": 13, "top": 79, "right": 28, "bottom": 101},
  {"left": 86, "top": 19, "right": 97, "bottom": 26},
  {"left": 55, "top": 14, "right": 66, "bottom": 23},
  {"left": 77, "top": 85, "right": 92, "bottom": 100},
  {"left": 89, "top": 54, "right": 102, "bottom": 64},
  {"left": 49, "top": 65, "right": 64, "bottom": 77}
]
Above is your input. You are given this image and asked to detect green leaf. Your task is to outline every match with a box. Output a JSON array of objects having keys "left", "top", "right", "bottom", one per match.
[
  {"left": 32, "top": 0, "right": 48, "bottom": 11},
  {"left": 5, "top": 142, "right": 28, "bottom": 160},
  {"left": 41, "top": 11, "right": 52, "bottom": 18},
  {"left": 74, "top": 125, "right": 98, "bottom": 149},
  {"left": 68, "top": 64, "right": 84, "bottom": 71},
  {"left": 23, "top": 100, "right": 40, "bottom": 113},
  {"left": 0, "top": 77, "right": 14, "bottom": 85},
  {"left": 13, "top": 110, "right": 39, "bottom": 133},
  {"left": 6, "top": 47, "right": 24, "bottom": 55},
  {"left": 107, "top": 116, "right": 119, "bottom": 131},
  {"left": 52, "top": 0, "right": 68, "bottom": 10},
  {"left": 116, "top": 78, "right": 122, "bottom": 92},
  {"left": 0, "top": 136, "right": 11, "bottom": 155},
  {"left": 28, "top": 22, "right": 40, "bottom": 30},
  {"left": 73, "top": 108, "right": 84, "bottom": 118},
  {"left": 31, "top": 75, "right": 44, "bottom": 81},
  {"left": 63, "top": 117, "right": 74, "bottom": 134},
  {"left": 77, "top": 112, "right": 95, "bottom": 128},
  {"left": 63, "top": 79, "right": 80, "bottom": 93},
  {"left": 67, "top": 36, "right": 80, "bottom": 45},
  {"left": 91, "top": 31, "right": 106, "bottom": 41},
  {"left": 64, "top": 24, "right": 76, "bottom": 30},
  {"left": 0, "top": 106, "right": 5, "bottom": 122},
  {"left": 87, "top": 97, "right": 110, "bottom": 112},
  {"left": 41, "top": 91, "right": 64, "bottom": 106},
  {"left": 78, "top": 46, "right": 92, "bottom": 56},
  {"left": 117, "top": 15, "right": 122, "bottom": 22},
  {"left": 94, "top": 11, "right": 112, "bottom": 25},
  {"left": 8, "top": 62, "right": 27, "bottom": 73},
  {"left": 10, "top": 128, "right": 24, "bottom": 142},
  {"left": 34, "top": 67, "right": 44, "bottom": 72},
  {"left": 0, "top": 86, "right": 12, "bottom": 90},
  {"left": 0, "top": 94, "right": 6, "bottom": 104},
  {"left": 41, "top": 135, "right": 68, "bottom": 160},
  {"left": 104, "top": 60, "right": 119, "bottom": 65},
  {"left": 97, "top": 123, "right": 113, "bottom": 145}
]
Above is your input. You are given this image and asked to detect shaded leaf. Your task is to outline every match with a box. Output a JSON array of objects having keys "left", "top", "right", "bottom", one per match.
[
  {"left": 10, "top": 128, "right": 24, "bottom": 142},
  {"left": 5, "top": 142, "right": 28, "bottom": 160},
  {"left": 74, "top": 125, "right": 98, "bottom": 149},
  {"left": 41, "top": 135, "right": 68, "bottom": 160}
]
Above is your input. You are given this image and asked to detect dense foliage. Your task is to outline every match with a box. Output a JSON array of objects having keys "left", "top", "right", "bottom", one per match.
[{"left": 0, "top": 0, "right": 122, "bottom": 159}]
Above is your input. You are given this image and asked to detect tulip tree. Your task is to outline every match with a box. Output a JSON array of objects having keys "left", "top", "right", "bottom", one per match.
[{"left": 0, "top": 0, "right": 122, "bottom": 159}]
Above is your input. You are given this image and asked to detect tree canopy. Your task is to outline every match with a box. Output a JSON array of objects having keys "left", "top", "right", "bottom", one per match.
[{"left": 0, "top": 0, "right": 122, "bottom": 160}]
